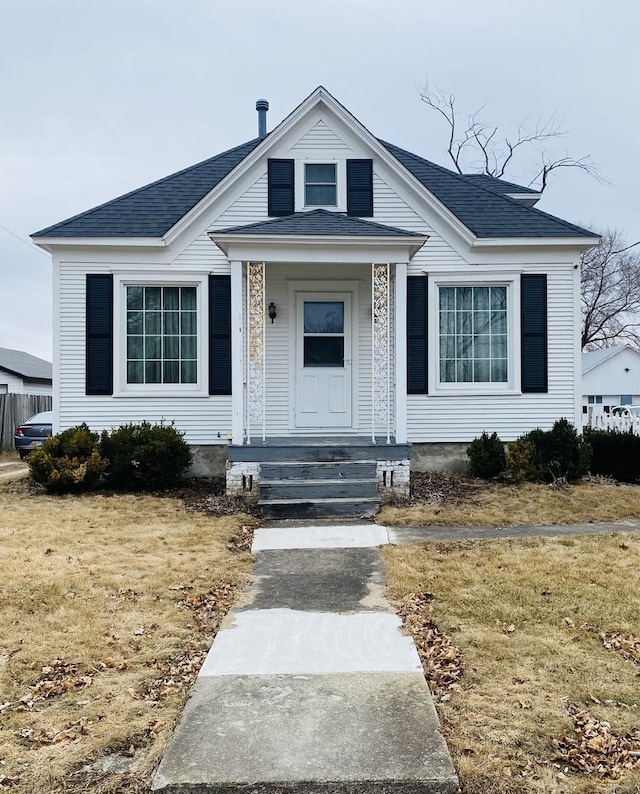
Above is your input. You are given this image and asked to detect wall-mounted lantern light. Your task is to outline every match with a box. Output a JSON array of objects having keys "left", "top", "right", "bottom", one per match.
[{"left": 268, "top": 302, "right": 277, "bottom": 323}]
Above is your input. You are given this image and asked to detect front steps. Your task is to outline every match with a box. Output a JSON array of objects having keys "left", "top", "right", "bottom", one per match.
[
  {"left": 260, "top": 459, "right": 379, "bottom": 519},
  {"left": 228, "top": 439, "right": 409, "bottom": 519}
]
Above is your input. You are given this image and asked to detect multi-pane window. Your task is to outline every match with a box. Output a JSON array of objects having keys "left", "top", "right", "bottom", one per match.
[
  {"left": 439, "top": 286, "right": 508, "bottom": 383},
  {"left": 126, "top": 286, "right": 197, "bottom": 384},
  {"left": 305, "top": 164, "right": 337, "bottom": 206},
  {"left": 587, "top": 395, "right": 603, "bottom": 404}
]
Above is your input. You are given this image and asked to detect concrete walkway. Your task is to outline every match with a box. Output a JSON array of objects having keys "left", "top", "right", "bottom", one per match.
[{"left": 153, "top": 524, "right": 459, "bottom": 793}]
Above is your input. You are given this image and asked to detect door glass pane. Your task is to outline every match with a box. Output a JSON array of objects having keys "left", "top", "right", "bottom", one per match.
[
  {"left": 304, "top": 337, "right": 344, "bottom": 367},
  {"left": 304, "top": 302, "right": 344, "bottom": 333}
]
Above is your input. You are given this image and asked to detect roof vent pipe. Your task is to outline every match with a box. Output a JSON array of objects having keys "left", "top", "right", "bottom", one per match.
[{"left": 256, "top": 99, "right": 269, "bottom": 139}]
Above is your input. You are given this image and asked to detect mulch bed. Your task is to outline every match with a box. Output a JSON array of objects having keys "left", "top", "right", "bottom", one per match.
[{"left": 389, "top": 470, "right": 488, "bottom": 507}]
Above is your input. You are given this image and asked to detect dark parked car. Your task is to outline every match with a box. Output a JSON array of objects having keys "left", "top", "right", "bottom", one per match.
[{"left": 15, "top": 411, "right": 53, "bottom": 458}]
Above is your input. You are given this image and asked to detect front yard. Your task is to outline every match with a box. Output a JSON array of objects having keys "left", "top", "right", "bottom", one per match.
[
  {"left": 385, "top": 533, "right": 640, "bottom": 793},
  {"left": 2, "top": 470, "right": 640, "bottom": 793},
  {"left": 0, "top": 479, "right": 257, "bottom": 793}
]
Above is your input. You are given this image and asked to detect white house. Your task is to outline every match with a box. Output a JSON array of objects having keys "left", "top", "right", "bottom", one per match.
[
  {"left": 581, "top": 344, "right": 640, "bottom": 418},
  {"left": 32, "top": 87, "right": 598, "bottom": 515},
  {"left": 0, "top": 348, "right": 52, "bottom": 396}
]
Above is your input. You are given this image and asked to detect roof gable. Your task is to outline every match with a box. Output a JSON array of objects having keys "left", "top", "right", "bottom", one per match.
[{"left": 32, "top": 87, "right": 596, "bottom": 244}]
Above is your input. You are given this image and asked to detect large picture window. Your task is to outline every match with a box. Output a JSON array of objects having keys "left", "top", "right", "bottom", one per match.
[
  {"left": 126, "top": 286, "right": 197, "bottom": 384},
  {"left": 439, "top": 285, "right": 508, "bottom": 383}
]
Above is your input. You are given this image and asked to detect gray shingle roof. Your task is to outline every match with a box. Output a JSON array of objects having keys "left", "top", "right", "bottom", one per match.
[
  {"left": 33, "top": 139, "right": 263, "bottom": 238},
  {"left": 0, "top": 348, "right": 52, "bottom": 381},
  {"left": 32, "top": 123, "right": 596, "bottom": 241},
  {"left": 460, "top": 174, "right": 540, "bottom": 195},
  {"left": 214, "top": 209, "right": 422, "bottom": 237},
  {"left": 379, "top": 141, "right": 593, "bottom": 238}
]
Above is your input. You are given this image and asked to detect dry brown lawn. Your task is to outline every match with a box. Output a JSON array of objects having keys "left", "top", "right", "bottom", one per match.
[
  {"left": 379, "top": 477, "right": 640, "bottom": 527},
  {"left": 0, "top": 481, "right": 257, "bottom": 793},
  {"left": 384, "top": 533, "right": 640, "bottom": 794}
]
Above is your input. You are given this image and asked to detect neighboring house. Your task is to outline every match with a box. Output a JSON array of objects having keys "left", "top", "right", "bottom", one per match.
[
  {"left": 32, "top": 86, "right": 598, "bottom": 501},
  {"left": 0, "top": 347, "right": 52, "bottom": 396},
  {"left": 581, "top": 344, "right": 640, "bottom": 417}
]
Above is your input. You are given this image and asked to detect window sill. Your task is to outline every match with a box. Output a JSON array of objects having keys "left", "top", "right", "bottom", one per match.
[
  {"left": 430, "top": 387, "right": 522, "bottom": 398},
  {"left": 113, "top": 390, "right": 213, "bottom": 399}
]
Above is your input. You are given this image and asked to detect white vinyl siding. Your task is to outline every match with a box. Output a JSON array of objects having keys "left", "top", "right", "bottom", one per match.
[
  {"left": 408, "top": 266, "right": 578, "bottom": 442},
  {"left": 250, "top": 263, "right": 374, "bottom": 438},
  {"left": 57, "top": 261, "right": 231, "bottom": 443},
  {"left": 56, "top": 111, "right": 580, "bottom": 446},
  {"left": 291, "top": 120, "right": 352, "bottom": 151}
]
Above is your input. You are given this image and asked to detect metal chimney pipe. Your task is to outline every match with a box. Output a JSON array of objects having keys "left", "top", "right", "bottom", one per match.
[{"left": 256, "top": 99, "right": 269, "bottom": 139}]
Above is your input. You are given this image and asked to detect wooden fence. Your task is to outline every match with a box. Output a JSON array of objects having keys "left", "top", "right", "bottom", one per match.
[{"left": 0, "top": 394, "right": 53, "bottom": 451}]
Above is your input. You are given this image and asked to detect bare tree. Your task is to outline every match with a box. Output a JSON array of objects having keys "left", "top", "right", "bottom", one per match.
[
  {"left": 419, "top": 80, "right": 601, "bottom": 192},
  {"left": 581, "top": 230, "right": 640, "bottom": 349}
]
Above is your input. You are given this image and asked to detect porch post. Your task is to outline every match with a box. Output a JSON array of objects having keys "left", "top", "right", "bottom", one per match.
[
  {"left": 372, "top": 263, "right": 391, "bottom": 444},
  {"left": 394, "top": 262, "right": 408, "bottom": 444},
  {"left": 247, "top": 261, "right": 266, "bottom": 444},
  {"left": 230, "top": 261, "right": 244, "bottom": 445}
]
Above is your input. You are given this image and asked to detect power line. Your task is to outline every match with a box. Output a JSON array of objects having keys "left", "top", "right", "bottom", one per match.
[{"left": 0, "top": 224, "right": 50, "bottom": 258}]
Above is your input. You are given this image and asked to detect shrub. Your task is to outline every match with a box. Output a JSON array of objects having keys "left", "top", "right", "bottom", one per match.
[
  {"left": 28, "top": 424, "right": 106, "bottom": 492},
  {"left": 466, "top": 431, "right": 506, "bottom": 479},
  {"left": 505, "top": 437, "right": 538, "bottom": 483},
  {"left": 100, "top": 421, "right": 192, "bottom": 491},
  {"left": 583, "top": 427, "right": 640, "bottom": 483},
  {"left": 507, "top": 419, "right": 591, "bottom": 483}
]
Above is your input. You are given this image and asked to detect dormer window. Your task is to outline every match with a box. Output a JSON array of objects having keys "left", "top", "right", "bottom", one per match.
[{"left": 305, "top": 164, "right": 337, "bottom": 206}]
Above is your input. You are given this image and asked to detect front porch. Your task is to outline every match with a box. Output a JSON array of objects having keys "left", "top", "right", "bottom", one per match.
[{"left": 226, "top": 436, "right": 410, "bottom": 519}]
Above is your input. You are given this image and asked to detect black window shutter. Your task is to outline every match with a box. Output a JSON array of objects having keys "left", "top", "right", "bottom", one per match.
[
  {"left": 407, "top": 276, "right": 428, "bottom": 394},
  {"left": 209, "top": 275, "right": 232, "bottom": 395},
  {"left": 268, "top": 159, "right": 294, "bottom": 216},
  {"left": 521, "top": 274, "right": 548, "bottom": 393},
  {"left": 86, "top": 274, "right": 113, "bottom": 395},
  {"left": 347, "top": 159, "right": 373, "bottom": 217}
]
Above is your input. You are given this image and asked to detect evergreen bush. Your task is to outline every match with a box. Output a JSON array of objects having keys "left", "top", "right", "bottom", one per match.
[
  {"left": 100, "top": 421, "right": 192, "bottom": 491},
  {"left": 28, "top": 424, "right": 106, "bottom": 492},
  {"left": 507, "top": 419, "right": 591, "bottom": 483},
  {"left": 466, "top": 431, "right": 506, "bottom": 479},
  {"left": 584, "top": 427, "right": 640, "bottom": 483}
]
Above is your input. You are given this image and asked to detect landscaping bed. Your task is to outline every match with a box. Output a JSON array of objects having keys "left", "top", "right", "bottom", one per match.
[{"left": 379, "top": 471, "right": 640, "bottom": 527}]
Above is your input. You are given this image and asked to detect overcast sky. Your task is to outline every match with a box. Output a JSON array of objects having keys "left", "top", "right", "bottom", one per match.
[{"left": 1, "top": 0, "right": 638, "bottom": 361}]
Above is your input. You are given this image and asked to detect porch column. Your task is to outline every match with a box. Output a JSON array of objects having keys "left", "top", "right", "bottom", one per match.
[
  {"left": 394, "top": 262, "right": 408, "bottom": 444},
  {"left": 230, "top": 261, "right": 244, "bottom": 445},
  {"left": 246, "top": 261, "right": 266, "bottom": 444},
  {"left": 372, "top": 263, "right": 391, "bottom": 443}
]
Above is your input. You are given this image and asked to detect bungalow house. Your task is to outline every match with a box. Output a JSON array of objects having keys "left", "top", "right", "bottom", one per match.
[
  {"left": 581, "top": 344, "right": 640, "bottom": 418},
  {"left": 32, "top": 87, "right": 598, "bottom": 516},
  {"left": 0, "top": 347, "right": 52, "bottom": 396}
]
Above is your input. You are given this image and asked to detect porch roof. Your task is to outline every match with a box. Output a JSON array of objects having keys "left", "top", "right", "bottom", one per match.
[
  {"left": 213, "top": 209, "right": 421, "bottom": 237},
  {"left": 210, "top": 209, "right": 428, "bottom": 262}
]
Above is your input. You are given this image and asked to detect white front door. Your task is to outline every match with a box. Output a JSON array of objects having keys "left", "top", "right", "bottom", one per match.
[{"left": 295, "top": 292, "right": 352, "bottom": 428}]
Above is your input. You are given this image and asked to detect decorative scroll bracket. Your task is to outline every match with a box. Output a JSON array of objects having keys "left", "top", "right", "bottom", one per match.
[
  {"left": 372, "top": 263, "right": 392, "bottom": 444},
  {"left": 246, "top": 261, "right": 266, "bottom": 443}
]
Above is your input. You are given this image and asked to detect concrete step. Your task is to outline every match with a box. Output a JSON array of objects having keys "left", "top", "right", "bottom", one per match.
[
  {"left": 260, "top": 497, "right": 379, "bottom": 520},
  {"left": 229, "top": 442, "right": 409, "bottom": 464},
  {"left": 260, "top": 478, "right": 378, "bottom": 500},
  {"left": 260, "top": 460, "right": 377, "bottom": 480}
]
